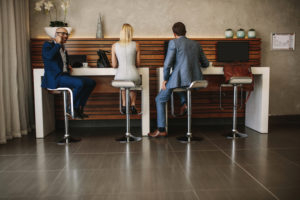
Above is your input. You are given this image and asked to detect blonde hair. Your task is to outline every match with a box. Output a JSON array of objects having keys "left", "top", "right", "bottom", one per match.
[{"left": 119, "top": 23, "right": 133, "bottom": 45}]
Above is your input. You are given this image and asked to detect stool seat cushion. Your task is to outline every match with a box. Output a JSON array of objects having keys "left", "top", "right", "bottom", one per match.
[
  {"left": 189, "top": 80, "right": 208, "bottom": 89},
  {"left": 229, "top": 77, "right": 253, "bottom": 84},
  {"left": 111, "top": 80, "right": 137, "bottom": 88},
  {"left": 47, "top": 87, "right": 72, "bottom": 94},
  {"left": 173, "top": 80, "right": 208, "bottom": 92}
]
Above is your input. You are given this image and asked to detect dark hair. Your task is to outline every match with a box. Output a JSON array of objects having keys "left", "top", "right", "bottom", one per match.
[{"left": 172, "top": 22, "right": 186, "bottom": 36}]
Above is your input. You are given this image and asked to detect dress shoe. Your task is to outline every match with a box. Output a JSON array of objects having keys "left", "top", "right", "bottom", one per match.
[
  {"left": 73, "top": 109, "right": 83, "bottom": 120},
  {"left": 131, "top": 106, "right": 138, "bottom": 114},
  {"left": 79, "top": 107, "right": 89, "bottom": 118},
  {"left": 80, "top": 112, "right": 89, "bottom": 118},
  {"left": 148, "top": 129, "right": 168, "bottom": 138},
  {"left": 179, "top": 104, "right": 187, "bottom": 116},
  {"left": 121, "top": 106, "right": 126, "bottom": 114}
]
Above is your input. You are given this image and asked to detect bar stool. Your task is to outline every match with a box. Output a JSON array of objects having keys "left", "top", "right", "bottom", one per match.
[
  {"left": 171, "top": 80, "right": 208, "bottom": 143},
  {"left": 219, "top": 77, "right": 253, "bottom": 139},
  {"left": 111, "top": 80, "right": 142, "bottom": 143},
  {"left": 47, "top": 87, "right": 81, "bottom": 144}
]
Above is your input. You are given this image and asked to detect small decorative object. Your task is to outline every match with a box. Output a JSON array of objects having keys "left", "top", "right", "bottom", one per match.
[
  {"left": 34, "top": 0, "right": 72, "bottom": 38},
  {"left": 236, "top": 28, "right": 245, "bottom": 38},
  {"left": 248, "top": 28, "right": 256, "bottom": 38},
  {"left": 225, "top": 28, "right": 234, "bottom": 38},
  {"left": 96, "top": 13, "right": 103, "bottom": 38}
]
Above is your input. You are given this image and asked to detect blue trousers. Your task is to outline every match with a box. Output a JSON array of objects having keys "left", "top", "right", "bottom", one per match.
[
  {"left": 57, "top": 74, "right": 96, "bottom": 109},
  {"left": 155, "top": 88, "right": 186, "bottom": 128}
]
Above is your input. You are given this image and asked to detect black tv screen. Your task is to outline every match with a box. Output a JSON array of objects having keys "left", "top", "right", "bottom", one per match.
[{"left": 217, "top": 41, "right": 249, "bottom": 62}]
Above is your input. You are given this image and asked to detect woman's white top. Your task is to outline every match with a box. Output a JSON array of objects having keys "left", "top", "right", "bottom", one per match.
[{"left": 114, "top": 41, "right": 141, "bottom": 85}]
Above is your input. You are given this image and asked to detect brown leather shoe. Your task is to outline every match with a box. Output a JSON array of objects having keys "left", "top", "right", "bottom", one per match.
[
  {"left": 148, "top": 129, "right": 168, "bottom": 138},
  {"left": 179, "top": 104, "right": 187, "bottom": 116}
]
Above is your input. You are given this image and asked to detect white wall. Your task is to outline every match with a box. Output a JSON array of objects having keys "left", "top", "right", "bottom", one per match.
[{"left": 29, "top": 0, "right": 300, "bottom": 116}]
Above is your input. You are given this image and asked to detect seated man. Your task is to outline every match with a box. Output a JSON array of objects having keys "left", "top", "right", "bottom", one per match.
[
  {"left": 148, "top": 22, "right": 209, "bottom": 137},
  {"left": 41, "top": 27, "right": 96, "bottom": 119}
]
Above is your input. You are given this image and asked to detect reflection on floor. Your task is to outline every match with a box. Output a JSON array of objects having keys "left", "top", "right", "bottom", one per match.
[{"left": 0, "top": 123, "right": 299, "bottom": 200}]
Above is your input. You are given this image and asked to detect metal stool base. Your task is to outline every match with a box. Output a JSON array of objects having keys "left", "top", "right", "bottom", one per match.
[
  {"left": 225, "top": 131, "right": 248, "bottom": 139},
  {"left": 116, "top": 135, "right": 142, "bottom": 143},
  {"left": 57, "top": 137, "right": 81, "bottom": 145},
  {"left": 176, "top": 135, "right": 203, "bottom": 143}
]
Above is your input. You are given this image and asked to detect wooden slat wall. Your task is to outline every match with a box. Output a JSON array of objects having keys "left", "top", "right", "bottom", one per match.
[{"left": 31, "top": 38, "right": 261, "bottom": 120}]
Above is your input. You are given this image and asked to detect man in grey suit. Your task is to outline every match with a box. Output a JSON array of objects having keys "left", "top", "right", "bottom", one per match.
[{"left": 148, "top": 22, "right": 209, "bottom": 138}]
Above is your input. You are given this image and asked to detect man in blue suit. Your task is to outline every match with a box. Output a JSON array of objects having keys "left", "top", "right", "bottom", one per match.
[
  {"left": 148, "top": 22, "right": 209, "bottom": 137},
  {"left": 41, "top": 27, "right": 96, "bottom": 119}
]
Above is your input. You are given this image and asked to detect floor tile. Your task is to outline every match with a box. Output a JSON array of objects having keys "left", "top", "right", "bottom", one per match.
[
  {"left": 45, "top": 167, "right": 192, "bottom": 195},
  {"left": 223, "top": 149, "right": 293, "bottom": 165},
  {"left": 196, "top": 189, "right": 276, "bottom": 200},
  {"left": 3, "top": 155, "right": 67, "bottom": 171},
  {"left": 243, "top": 163, "right": 300, "bottom": 188},
  {"left": 175, "top": 150, "right": 232, "bottom": 167},
  {"left": 39, "top": 191, "right": 198, "bottom": 200},
  {"left": 186, "top": 165, "right": 264, "bottom": 190},
  {"left": 272, "top": 149, "right": 300, "bottom": 165},
  {"left": 100, "top": 151, "right": 180, "bottom": 170},
  {"left": 0, "top": 171, "right": 59, "bottom": 198}
]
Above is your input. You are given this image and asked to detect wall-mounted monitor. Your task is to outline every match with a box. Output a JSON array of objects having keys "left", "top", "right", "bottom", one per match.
[{"left": 217, "top": 41, "right": 249, "bottom": 62}]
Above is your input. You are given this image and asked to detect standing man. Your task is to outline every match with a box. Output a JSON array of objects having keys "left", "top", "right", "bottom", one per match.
[
  {"left": 148, "top": 22, "right": 209, "bottom": 137},
  {"left": 41, "top": 27, "right": 96, "bottom": 119}
]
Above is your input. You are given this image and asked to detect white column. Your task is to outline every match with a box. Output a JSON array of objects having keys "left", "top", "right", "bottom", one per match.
[
  {"left": 245, "top": 67, "right": 270, "bottom": 133},
  {"left": 140, "top": 68, "right": 150, "bottom": 136}
]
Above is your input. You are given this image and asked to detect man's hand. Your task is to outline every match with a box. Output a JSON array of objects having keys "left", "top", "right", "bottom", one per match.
[
  {"left": 161, "top": 80, "right": 167, "bottom": 90},
  {"left": 68, "top": 65, "right": 73, "bottom": 73},
  {"left": 55, "top": 35, "right": 62, "bottom": 44}
]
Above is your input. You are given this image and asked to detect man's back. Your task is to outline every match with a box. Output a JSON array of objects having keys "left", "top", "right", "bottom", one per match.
[{"left": 164, "top": 36, "right": 209, "bottom": 89}]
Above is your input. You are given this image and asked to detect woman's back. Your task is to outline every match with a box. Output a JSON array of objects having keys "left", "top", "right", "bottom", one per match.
[
  {"left": 115, "top": 41, "right": 136, "bottom": 67},
  {"left": 114, "top": 41, "right": 140, "bottom": 84}
]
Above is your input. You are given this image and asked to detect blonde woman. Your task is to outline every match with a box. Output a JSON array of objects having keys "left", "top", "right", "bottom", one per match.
[{"left": 111, "top": 23, "right": 141, "bottom": 114}]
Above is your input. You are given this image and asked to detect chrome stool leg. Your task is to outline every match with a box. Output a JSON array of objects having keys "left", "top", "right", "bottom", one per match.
[
  {"left": 225, "top": 84, "right": 248, "bottom": 139},
  {"left": 177, "top": 88, "right": 203, "bottom": 143},
  {"left": 57, "top": 90, "right": 81, "bottom": 144},
  {"left": 116, "top": 88, "right": 142, "bottom": 143}
]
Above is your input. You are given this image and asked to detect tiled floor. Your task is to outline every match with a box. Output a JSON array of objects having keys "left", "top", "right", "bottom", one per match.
[{"left": 0, "top": 123, "right": 299, "bottom": 200}]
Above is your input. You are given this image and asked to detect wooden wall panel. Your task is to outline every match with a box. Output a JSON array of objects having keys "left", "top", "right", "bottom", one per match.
[{"left": 31, "top": 38, "right": 261, "bottom": 120}]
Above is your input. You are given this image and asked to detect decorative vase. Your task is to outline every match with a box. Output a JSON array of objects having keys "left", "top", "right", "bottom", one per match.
[
  {"left": 225, "top": 29, "right": 234, "bottom": 38},
  {"left": 236, "top": 28, "right": 245, "bottom": 38},
  {"left": 248, "top": 28, "right": 256, "bottom": 38},
  {"left": 44, "top": 27, "right": 72, "bottom": 38},
  {"left": 96, "top": 14, "right": 103, "bottom": 38}
]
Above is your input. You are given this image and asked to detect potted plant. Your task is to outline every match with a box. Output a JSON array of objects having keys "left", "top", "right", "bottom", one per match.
[{"left": 34, "top": 0, "right": 72, "bottom": 38}]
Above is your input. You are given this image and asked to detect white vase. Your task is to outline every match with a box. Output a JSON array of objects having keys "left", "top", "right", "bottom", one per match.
[
  {"left": 44, "top": 27, "right": 72, "bottom": 38},
  {"left": 225, "top": 29, "right": 234, "bottom": 38},
  {"left": 248, "top": 29, "right": 256, "bottom": 38}
]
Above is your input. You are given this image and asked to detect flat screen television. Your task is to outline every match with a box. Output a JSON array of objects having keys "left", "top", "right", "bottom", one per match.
[{"left": 217, "top": 41, "right": 249, "bottom": 62}]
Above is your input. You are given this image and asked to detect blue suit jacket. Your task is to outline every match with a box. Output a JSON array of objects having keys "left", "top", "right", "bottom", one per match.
[
  {"left": 164, "top": 36, "right": 209, "bottom": 89},
  {"left": 41, "top": 41, "right": 69, "bottom": 89}
]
